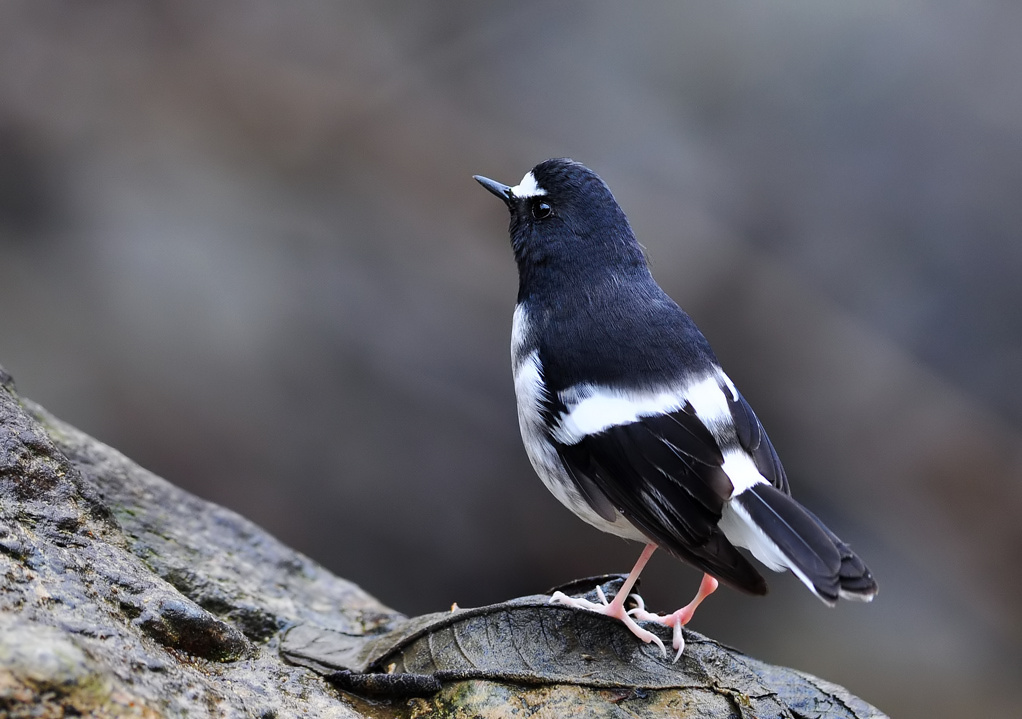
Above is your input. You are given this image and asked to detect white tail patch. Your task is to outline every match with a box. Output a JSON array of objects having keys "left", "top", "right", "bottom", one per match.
[
  {"left": 721, "top": 450, "right": 767, "bottom": 496},
  {"left": 719, "top": 500, "right": 836, "bottom": 605}
]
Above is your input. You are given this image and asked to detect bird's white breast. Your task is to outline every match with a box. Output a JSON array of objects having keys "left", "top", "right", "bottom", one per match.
[{"left": 511, "top": 304, "right": 645, "bottom": 541}]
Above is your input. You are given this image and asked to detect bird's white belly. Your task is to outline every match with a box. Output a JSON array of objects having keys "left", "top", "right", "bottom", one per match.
[{"left": 513, "top": 349, "right": 647, "bottom": 542}]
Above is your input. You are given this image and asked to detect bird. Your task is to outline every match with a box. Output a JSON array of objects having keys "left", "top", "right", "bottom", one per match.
[{"left": 473, "top": 158, "right": 877, "bottom": 661}]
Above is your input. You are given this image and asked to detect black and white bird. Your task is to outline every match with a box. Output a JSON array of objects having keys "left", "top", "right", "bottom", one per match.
[{"left": 474, "top": 158, "right": 876, "bottom": 661}]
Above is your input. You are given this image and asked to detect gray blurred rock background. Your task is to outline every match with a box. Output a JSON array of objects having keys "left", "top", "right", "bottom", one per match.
[{"left": 0, "top": 3, "right": 1019, "bottom": 717}]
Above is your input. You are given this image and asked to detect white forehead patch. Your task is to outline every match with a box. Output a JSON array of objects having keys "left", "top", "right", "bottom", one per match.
[{"left": 509, "top": 171, "right": 547, "bottom": 199}]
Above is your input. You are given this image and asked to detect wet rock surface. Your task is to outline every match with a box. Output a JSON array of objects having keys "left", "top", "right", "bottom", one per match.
[{"left": 0, "top": 366, "right": 888, "bottom": 717}]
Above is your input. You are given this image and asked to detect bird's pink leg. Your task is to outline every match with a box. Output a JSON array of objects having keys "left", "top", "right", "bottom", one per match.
[
  {"left": 549, "top": 543, "right": 667, "bottom": 656},
  {"left": 629, "top": 572, "right": 719, "bottom": 662}
]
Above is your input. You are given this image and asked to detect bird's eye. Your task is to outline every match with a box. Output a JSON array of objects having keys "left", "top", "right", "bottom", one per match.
[{"left": 531, "top": 200, "right": 552, "bottom": 220}]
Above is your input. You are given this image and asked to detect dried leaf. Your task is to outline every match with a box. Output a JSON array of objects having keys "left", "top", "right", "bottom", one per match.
[{"left": 281, "top": 577, "right": 885, "bottom": 717}]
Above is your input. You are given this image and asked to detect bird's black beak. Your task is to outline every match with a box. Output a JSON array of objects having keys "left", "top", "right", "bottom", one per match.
[{"left": 473, "top": 175, "right": 514, "bottom": 206}]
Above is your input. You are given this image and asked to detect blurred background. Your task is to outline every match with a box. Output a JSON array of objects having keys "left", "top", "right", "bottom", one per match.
[{"left": 1, "top": 2, "right": 1020, "bottom": 716}]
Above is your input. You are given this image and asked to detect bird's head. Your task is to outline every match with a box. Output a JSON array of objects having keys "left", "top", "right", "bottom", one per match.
[{"left": 474, "top": 159, "right": 647, "bottom": 296}]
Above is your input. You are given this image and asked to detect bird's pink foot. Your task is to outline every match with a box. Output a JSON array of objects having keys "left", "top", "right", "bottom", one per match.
[
  {"left": 549, "top": 585, "right": 667, "bottom": 657},
  {"left": 628, "top": 573, "right": 719, "bottom": 661}
]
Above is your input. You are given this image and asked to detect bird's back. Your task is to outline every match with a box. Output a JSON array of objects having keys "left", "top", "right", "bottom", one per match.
[{"left": 527, "top": 274, "right": 719, "bottom": 396}]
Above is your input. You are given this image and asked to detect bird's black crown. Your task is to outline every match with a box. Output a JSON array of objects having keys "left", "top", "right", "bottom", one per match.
[{"left": 486, "top": 159, "right": 648, "bottom": 303}]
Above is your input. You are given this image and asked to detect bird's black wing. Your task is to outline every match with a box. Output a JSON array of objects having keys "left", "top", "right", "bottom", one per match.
[
  {"left": 554, "top": 404, "right": 768, "bottom": 595},
  {"left": 726, "top": 389, "right": 789, "bottom": 494}
]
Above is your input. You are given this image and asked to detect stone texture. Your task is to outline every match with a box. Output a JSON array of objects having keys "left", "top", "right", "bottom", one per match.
[
  {"left": 0, "top": 366, "right": 887, "bottom": 717},
  {"left": 0, "top": 366, "right": 396, "bottom": 717}
]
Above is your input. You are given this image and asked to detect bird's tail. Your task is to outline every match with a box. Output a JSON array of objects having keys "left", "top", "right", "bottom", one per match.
[{"left": 721, "top": 483, "right": 877, "bottom": 604}]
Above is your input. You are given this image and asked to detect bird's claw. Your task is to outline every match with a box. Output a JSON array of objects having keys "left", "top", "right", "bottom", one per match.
[
  {"left": 549, "top": 590, "right": 667, "bottom": 658},
  {"left": 629, "top": 606, "right": 686, "bottom": 661}
]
